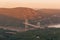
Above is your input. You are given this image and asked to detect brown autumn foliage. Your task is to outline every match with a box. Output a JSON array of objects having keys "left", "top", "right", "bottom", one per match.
[{"left": 0, "top": 7, "right": 38, "bottom": 20}]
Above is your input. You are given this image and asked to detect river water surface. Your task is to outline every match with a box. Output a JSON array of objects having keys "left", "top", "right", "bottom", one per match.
[{"left": 48, "top": 24, "right": 60, "bottom": 28}]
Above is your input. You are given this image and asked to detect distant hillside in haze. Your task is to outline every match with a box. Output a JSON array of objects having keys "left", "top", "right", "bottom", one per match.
[
  {"left": 37, "top": 9, "right": 60, "bottom": 26},
  {"left": 37, "top": 9, "right": 60, "bottom": 18}
]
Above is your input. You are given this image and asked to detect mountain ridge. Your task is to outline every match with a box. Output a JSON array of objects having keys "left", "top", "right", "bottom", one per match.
[{"left": 0, "top": 7, "right": 38, "bottom": 20}]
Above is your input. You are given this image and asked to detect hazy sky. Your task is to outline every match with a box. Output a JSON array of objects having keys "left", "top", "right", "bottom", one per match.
[{"left": 0, "top": 0, "right": 60, "bottom": 9}]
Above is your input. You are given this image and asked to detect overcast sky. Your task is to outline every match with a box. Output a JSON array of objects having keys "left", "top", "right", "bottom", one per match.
[{"left": 0, "top": 0, "right": 60, "bottom": 9}]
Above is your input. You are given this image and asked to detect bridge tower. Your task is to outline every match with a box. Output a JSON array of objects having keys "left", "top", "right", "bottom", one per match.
[
  {"left": 25, "top": 19, "right": 29, "bottom": 29},
  {"left": 36, "top": 22, "right": 41, "bottom": 28},
  {"left": 25, "top": 19, "right": 28, "bottom": 31}
]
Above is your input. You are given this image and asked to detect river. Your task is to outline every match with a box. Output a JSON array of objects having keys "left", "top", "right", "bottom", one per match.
[{"left": 48, "top": 24, "right": 60, "bottom": 28}]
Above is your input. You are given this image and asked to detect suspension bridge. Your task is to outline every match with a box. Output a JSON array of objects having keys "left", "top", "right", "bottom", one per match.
[{"left": 0, "top": 15, "right": 57, "bottom": 32}]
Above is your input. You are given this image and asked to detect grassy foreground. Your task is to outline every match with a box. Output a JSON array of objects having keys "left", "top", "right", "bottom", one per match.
[{"left": 0, "top": 28, "right": 60, "bottom": 40}]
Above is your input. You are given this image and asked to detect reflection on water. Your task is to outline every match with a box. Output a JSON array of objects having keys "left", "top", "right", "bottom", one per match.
[{"left": 48, "top": 24, "right": 60, "bottom": 28}]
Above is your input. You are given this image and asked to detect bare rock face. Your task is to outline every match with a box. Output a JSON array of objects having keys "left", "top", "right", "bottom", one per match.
[{"left": 0, "top": 7, "right": 38, "bottom": 20}]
